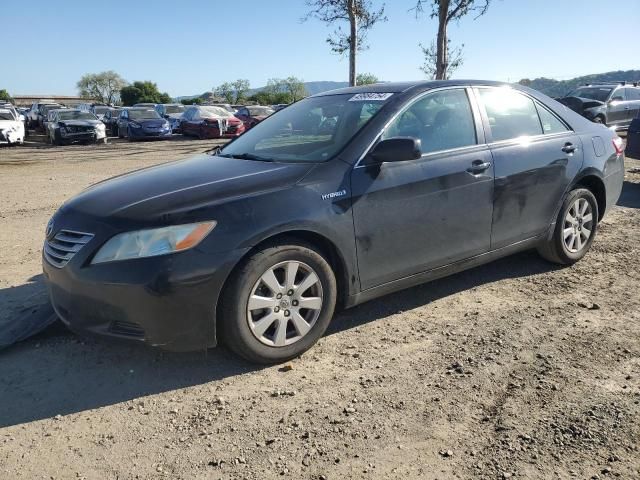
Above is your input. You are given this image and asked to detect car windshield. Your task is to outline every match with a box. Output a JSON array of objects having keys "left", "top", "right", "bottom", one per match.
[
  {"left": 220, "top": 93, "right": 393, "bottom": 162},
  {"left": 165, "top": 105, "right": 185, "bottom": 114},
  {"left": 0, "top": 110, "right": 15, "bottom": 121},
  {"left": 129, "top": 109, "right": 161, "bottom": 120},
  {"left": 248, "top": 106, "right": 274, "bottom": 117},
  {"left": 94, "top": 107, "right": 110, "bottom": 114},
  {"left": 567, "top": 87, "right": 612, "bottom": 102},
  {"left": 200, "top": 106, "right": 233, "bottom": 118},
  {"left": 58, "top": 111, "right": 96, "bottom": 121}
]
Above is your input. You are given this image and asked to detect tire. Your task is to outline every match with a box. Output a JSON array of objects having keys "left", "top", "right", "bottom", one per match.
[
  {"left": 53, "top": 130, "right": 63, "bottom": 146},
  {"left": 220, "top": 241, "right": 337, "bottom": 364},
  {"left": 537, "top": 188, "right": 599, "bottom": 265},
  {"left": 593, "top": 116, "right": 605, "bottom": 125},
  {"left": 112, "top": 125, "right": 118, "bottom": 137},
  {"left": 198, "top": 127, "right": 206, "bottom": 140}
]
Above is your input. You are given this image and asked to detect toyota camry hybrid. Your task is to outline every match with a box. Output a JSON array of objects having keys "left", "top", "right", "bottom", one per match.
[{"left": 43, "top": 80, "right": 624, "bottom": 363}]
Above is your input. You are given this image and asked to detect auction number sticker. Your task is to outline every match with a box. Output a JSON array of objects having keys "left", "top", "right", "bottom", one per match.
[{"left": 349, "top": 93, "right": 394, "bottom": 102}]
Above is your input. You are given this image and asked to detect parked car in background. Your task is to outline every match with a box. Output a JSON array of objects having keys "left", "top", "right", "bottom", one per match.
[
  {"left": 38, "top": 103, "right": 65, "bottom": 131},
  {"left": 271, "top": 103, "right": 289, "bottom": 112},
  {"left": 26, "top": 100, "right": 56, "bottom": 128},
  {"left": 0, "top": 107, "right": 25, "bottom": 145},
  {"left": 133, "top": 103, "right": 157, "bottom": 109},
  {"left": 91, "top": 105, "right": 114, "bottom": 121},
  {"left": 42, "top": 80, "right": 624, "bottom": 363},
  {"left": 46, "top": 109, "right": 106, "bottom": 145},
  {"left": 209, "top": 103, "right": 236, "bottom": 113},
  {"left": 234, "top": 105, "right": 274, "bottom": 130},
  {"left": 117, "top": 107, "right": 171, "bottom": 141},
  {"left": 557, "top": 81, "right": 640, "bottom": 130},
  {"left": 625, "top": 111, "right": 640, "bottom": 158},
  {"left": 156, "top": 104, "right": 186, "bottom": 132},
  {"left": 180, "top": 105, "right": 245, "bottom": 139},
  {"left": 44, "top": 107, "right": 69, "bottom": 133},
  {"left": 102, "top": 108, "right": 122, "bottom": 136}
]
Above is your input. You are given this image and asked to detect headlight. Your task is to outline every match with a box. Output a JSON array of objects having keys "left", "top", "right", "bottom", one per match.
[
  {"left": 91, "top": 221, "right": 216, "bottom": 264},
  {"left": 130, "top": 122, "right": 141, "bottom": 128},
  {"left": 95, "top": 123, "right": 105, "bottom": 130}
]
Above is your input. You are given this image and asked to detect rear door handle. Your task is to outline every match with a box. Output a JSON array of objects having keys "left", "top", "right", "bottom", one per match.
[
  {"left": 466, "top": 160, "right": 491, "bottom": 174},
  {"left": 562, "top": 142, "right": 577, "bottom": 154}
]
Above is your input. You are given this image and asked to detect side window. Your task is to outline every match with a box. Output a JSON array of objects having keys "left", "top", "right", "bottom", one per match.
[
  {"left": 382, "top": 88, "right": 477, "bottom": 154},
  {"left": 478, "top": 88, "right": 542, "bottom": 142},
  {"left": 535, "top": 102, "right": 569, "bottom": 134},
  {"left": 611, "top": 89, "right": 625, "bottom": 101},
  {"left": 628, "top": 88, "right": 640, "bottom": 101}
]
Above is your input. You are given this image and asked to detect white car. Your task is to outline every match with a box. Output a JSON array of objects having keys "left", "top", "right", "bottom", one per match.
[{"left": 0, "top": 108, "right": 25, "bottom": 145}]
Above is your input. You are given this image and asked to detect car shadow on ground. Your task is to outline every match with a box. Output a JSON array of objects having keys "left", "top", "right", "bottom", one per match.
[
  {"left": 617, "top": 180, "right": 640, "bottom": 209},
  {"left": 0, "top": 250, "right": 558, "bottom": 429}
]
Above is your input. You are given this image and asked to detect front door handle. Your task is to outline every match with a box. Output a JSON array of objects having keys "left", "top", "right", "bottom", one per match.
[
  {"left": 562, "top": 142, "right": 577, "bottom": 154},
  {"left": 467, "top": 159, "right": 491, "bottom": 174}
]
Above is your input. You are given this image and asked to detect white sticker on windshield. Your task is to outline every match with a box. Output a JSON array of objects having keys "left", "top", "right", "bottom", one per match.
[{"left": 348, "top": 93, "right": 393, "bottom": 102}]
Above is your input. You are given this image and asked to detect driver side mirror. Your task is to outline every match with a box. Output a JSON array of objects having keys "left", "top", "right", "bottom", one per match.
[{"left": 368, "top": 137, "right": 422, "bottom": 164}]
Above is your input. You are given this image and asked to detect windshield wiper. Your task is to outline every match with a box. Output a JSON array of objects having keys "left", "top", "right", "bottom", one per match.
[{"left": 218, "top": 153, "right": 274, "bottom": 162}]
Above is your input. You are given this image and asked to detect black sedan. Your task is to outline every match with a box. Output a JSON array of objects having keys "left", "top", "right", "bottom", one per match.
[
  {"left": 43, "top": 80, "right": 624, "bottom": 363},
  {"left": 116, "top": 108, "right": 171, "bottom": 140}
]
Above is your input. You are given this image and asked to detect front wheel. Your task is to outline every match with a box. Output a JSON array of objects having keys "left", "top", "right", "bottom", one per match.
[
  {"left": 220, "top": 241, "right": 337, "bottom": 364},
  {"left": 537, "top": 188, "right": 598, "bottom": 265}
]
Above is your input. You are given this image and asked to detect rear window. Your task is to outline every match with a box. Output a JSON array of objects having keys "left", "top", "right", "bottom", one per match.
[
  {"left": 567, "top": 87, "right": 612, "bottom": 102},
  {"left": 129, "top": 109, "right": 161, "bottom": 120},
  {"left": 478, "top": 88, "right": 543, "bottom": 142}
]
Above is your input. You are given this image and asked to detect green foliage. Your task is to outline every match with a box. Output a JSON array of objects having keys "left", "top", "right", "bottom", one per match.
[
  {"left": 0, "top": 89, "right": 12, "bottom": 102},
  {"left": 356, "top": 73, "right": 380, "bottom": 85},
  {"left": 518, "top": 70, "right": 640, "bottom": 98},
  {"left": 214, "top": 79, "right": 251, "bottom": 104},
  {"left": 248, "top": 77, "right": 307, "bottom": 105},
  {"left": 76, "top": 71, "right": 127, "bottom": 104},
  {"left": 119, "top": 81, "right": 172, "bottom": 106},
  {"left": 180, "top": 97, "right": 203, "bottom": 105}
]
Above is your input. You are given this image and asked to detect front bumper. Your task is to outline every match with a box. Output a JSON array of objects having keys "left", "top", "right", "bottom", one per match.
[
  {"left": 43, "top": 236, "right": 248, "bottom": 352},
  {"left": 129, "top": 127, "right": 172, "bottom": 139},
  {"left": 60, "top": 129, "right": 106, "bottom": 143},
  {"left": 201, "top": 124, "right": 245, "bottom": 139}
]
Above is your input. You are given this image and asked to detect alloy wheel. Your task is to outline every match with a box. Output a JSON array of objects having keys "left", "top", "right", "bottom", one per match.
[
  {"left": 246, "top": 261, "right": 323, "bottom": 347},
  {"left": 563, "top": 197, "right": 593, "bottom": 253}
]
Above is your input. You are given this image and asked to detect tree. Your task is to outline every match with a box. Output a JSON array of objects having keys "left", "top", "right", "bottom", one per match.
[
  {"left": 262, "top": 77, "right": 307, "bottom": 104},
  {"left": 180, "top": 97, "right": 203, "bottom": 105},
  {"left": 419, "top": 39, "right": 463, "bottom": 79},
  {"left": 76, "top": 71, "right": 127, "bottom": 104},
  {"left": 214, "top": 79, "right": 251, "bottom": 104},
  {"left": 356, "top": 72, "right": 379, "bottom": 85},
  {"left": 412, "top": 0, "right": 491, "bottom": 80},
  {"left": 0, "top": 89, "right": 12, "bottom": 102},
  {"left": 305, "top": 0, "right": 386, "bottom": 86},
  {"left": 119, "top": 81, "right": 171, "bottom": 106}
]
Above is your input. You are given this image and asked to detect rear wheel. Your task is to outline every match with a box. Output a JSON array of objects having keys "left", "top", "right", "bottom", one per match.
[
  {"left": 220, "top": 241, "right": 337, "bottom": 364},
  {"left": 537, "top": 188, "right": 598, "bottom": 265}
]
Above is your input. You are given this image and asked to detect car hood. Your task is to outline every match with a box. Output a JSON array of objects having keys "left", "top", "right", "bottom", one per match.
[
  {"left": 131, "top": 118, "right": 167, "bottom": 127},
  {"left": 557, "top": 96, "right": 604, "bottom": 112},
  {"left": 62, "top": 154, "right": 314, "bottom": 221},
  {"left": 58, "top": 119, "right": 102, "bottom": 127},
  {"left": 0, "top": 120, "right": 20, "bottom": 129},
  {"left": 166, "top": 112, "right": 184, "bottom": 119}
]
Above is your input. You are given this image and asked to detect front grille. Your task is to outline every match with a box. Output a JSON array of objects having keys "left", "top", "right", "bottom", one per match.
[
  {"left": 65, "top": 125, "right": 92, "bottom": 133},
  {"left": 109, "top": 320, "right": 145, "bottom": 338},
  {"left": 44, "top": 230, "right": 94, "bottom": 268}
]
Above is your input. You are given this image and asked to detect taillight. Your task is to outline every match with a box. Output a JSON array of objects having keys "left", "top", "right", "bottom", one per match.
[{"left": 612, "top": 136, "right": 624, "bottom": 155}]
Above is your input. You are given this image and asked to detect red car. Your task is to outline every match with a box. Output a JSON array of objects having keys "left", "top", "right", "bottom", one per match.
[
  {"left": 180, "top": 106, "right": 245, "bottom": 139},
  {"left": 234, "top": 105, "right": 275, "bottom": 130}
]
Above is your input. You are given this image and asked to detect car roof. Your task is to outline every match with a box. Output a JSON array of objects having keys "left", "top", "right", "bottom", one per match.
[{"left": 313, "top": 80, "right": 511, "bottom": 97}]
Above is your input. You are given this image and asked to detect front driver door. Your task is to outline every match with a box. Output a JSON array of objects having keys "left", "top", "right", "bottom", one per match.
[{"left": 351, "top": 88, "right": 494, "bottom": 290}]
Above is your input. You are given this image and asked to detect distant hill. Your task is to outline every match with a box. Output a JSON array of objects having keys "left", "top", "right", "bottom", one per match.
[
  {"left": 519, "top": 70, "right": 640, "bottom": 98},
  {"left": 175, "top": 81, "right": 350, "bottom": 102}
]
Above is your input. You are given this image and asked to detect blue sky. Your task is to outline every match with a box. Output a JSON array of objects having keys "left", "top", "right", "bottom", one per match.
[{"left": 4, "top": 0, "right": 639, "bottom": 97}]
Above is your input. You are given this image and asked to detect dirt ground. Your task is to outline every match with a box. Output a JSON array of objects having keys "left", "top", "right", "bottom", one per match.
[{"left": 0, "top": 136, "right": 639, "bottom": 480}]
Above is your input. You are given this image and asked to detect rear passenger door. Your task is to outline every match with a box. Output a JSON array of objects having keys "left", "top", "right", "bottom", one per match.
[{"left": 476, "top": 87, "right": 584, "bottom": 249}]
